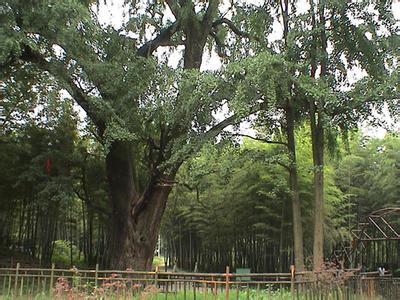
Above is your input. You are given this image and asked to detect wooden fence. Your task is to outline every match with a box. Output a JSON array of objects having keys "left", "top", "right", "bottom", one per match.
[{"left": 0, "top": 264, "right": 399, "bottom": 299}]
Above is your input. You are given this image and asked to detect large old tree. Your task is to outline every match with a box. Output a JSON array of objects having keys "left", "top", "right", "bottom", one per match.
[{"left": 0, "top": 0, "right": 280, "bottom": 269}]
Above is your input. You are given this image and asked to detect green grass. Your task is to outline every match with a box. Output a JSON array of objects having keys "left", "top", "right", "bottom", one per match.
[
  {"left": 138, "top": 289, "right": 293, "bottom": 299},
  {"left": 0, "top": 290, "right": 293, "bottom": 299},
  {"left": 0, "top": 289, "right": 368, "bottom": 300},
  {"left": 0, "top": 285, "right": 384, "bottom": 299}
]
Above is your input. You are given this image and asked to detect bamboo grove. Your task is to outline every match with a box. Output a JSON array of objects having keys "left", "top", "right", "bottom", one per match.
[
  {"left": 161, "top": 133, "right": 400, "bottom": 273},
  {"left": 1, "top": 113, "right": 400, "bottom": 271}
]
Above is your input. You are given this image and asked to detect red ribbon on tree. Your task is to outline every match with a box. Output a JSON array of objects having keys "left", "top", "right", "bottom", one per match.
[{"left": 46, "top": 159, "right": 52, "bottom": 176}]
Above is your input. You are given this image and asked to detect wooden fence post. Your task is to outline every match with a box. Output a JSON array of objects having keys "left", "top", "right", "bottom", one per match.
[
  {"left": 7, "top": 269, "right": 11, "bottom": 296},
  {"left": 193, "top": 278, "right": 196, "bottom": 300},
  {"left": 95, "top": 263, "right": 99, "bottom": 287},
  {"left": 225, "top": 266, "right": 230, "bottom": 300},
  {"left": 184, "top": 279, "right": 187, "bottom": 300},
  {"left": 155, "top": 266, "right": 159, "bottom": 300},
  {"left": 2, "top": 269, "right": 6, "bottom": 292},
  {"left": 290, "top": 265, "right": 295, "bottom": 299},
  {"left": 40, "top": 270, "right": 44, "bottom": 293},
  {"left": 14, "top": 262, "right": 20, "bottom": 295},
  {"left": 50, "top": 263, "right": 55, "bottom": 295},
  {"left": 19, "top": 270, "right": 24, "bottom": 296}
]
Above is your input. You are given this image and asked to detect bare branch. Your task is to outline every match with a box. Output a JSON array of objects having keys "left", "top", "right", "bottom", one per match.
[{"left": 20, "top": 45, "right": 106, "bottom": 132}]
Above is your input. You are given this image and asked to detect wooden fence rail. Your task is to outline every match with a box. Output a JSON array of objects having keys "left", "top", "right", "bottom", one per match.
[{"left": 0, "top": 264, "right": 399, "bottom": 299}]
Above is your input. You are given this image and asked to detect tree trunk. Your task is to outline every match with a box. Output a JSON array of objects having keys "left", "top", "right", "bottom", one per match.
[
  {"left": 184, "top": 34, "right": 207, "bottom": 70},
  {"left": 104, "top": 3, "right": 215, "bottom": 269},
  {"left": 285, "top": 103, "right": 305, "bottom": 271},
  {"left": 110, "top": 186, "right": 172, "bottom": 270},
  {"left": 310, "top": 0, "right": 327, "bottom": 271},
  {"left": 182, "top": 8, "right": 210, "bottom": 70},
  {"left": 105, "top": 141, "right": 173, "bottom": 270},
  {"left": 310, "top": 108, "right": 324, "bottom": 270}
]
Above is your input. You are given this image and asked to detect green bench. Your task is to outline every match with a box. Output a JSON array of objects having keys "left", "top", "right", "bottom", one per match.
[{"left": 236, "top": 268, "right": 251, "bottom": 282}]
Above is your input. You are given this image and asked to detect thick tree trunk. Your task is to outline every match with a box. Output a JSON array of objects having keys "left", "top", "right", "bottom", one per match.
[
  {"left": 109, "top": 187, "right": 172, "bottom": 270},
  {"left": 104, "top": 3, "right": 215, "bottom": 269},
  {"left": 105, "top": 141, "right": 173, "bottom": 270},
  {"left": 105, "top": 141, "right": 135, "bottom": 268},
  {"left": 184, "top": 34, "right": 207, "bottom": 70},
  {"left": 182, "top": 9, "right": 210, "bottom": 70},
  {"left": 285, "top": 104, "right": 305, "bottom": 271}
]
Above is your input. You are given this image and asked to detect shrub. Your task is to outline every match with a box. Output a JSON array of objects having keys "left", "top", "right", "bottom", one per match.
[{"left": 52, "top": 240, "right": 84, "bottom": 267}]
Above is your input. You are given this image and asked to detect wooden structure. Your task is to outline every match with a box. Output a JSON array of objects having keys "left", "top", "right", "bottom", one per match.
[{"left": 334, "top": 207, "right": 400, "bottom": 273}]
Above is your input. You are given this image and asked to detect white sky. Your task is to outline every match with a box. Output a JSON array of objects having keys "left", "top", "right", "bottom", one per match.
[{"left": 80, "top": 0, "right": 400, "bottom": 138}]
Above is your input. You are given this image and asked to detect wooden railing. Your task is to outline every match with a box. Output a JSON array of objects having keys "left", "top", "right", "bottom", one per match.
[{"left": 0, "top": 264, "right": 399, "bottom": 299}]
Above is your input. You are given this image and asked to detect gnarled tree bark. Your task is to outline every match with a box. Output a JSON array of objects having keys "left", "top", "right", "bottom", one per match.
[{"left": 104, "top": 1, "right": 218, "bottom": 269}]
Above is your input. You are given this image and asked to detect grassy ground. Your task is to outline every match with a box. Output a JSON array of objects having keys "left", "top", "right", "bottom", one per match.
[{"left": 0, "top": 288, "right": 382, "bottom": 300}]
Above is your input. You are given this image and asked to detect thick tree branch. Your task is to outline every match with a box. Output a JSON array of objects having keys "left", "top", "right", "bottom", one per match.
[
  {"left": 172, "top": 112, "right": 253, "bottom": 166},
  {"left": 20, "top": 46, "right": 106, "bottom": 131},
  {"left": 203, "top": 0, "right": 219, "bottom": 26},
  {"left": 210, "top": 30, "right": 226, "bottom": 57},
  {"left": 212, "top": 18, "right": 260, "bottom": 42},
  {"left": 204, "top": 102, "right": 266, "bottom": 138},
  {"left": 165, "top": 0, "right": 180, "bottom": 19},
  {"left": 232, "top": 133, "right": 288, "bottom": 146},
  {"left": 137, "top": 22, "right": 180, "bottom": 58},
  {"left": 204, "top": 114, "right": 238, "bottom": 138}
]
